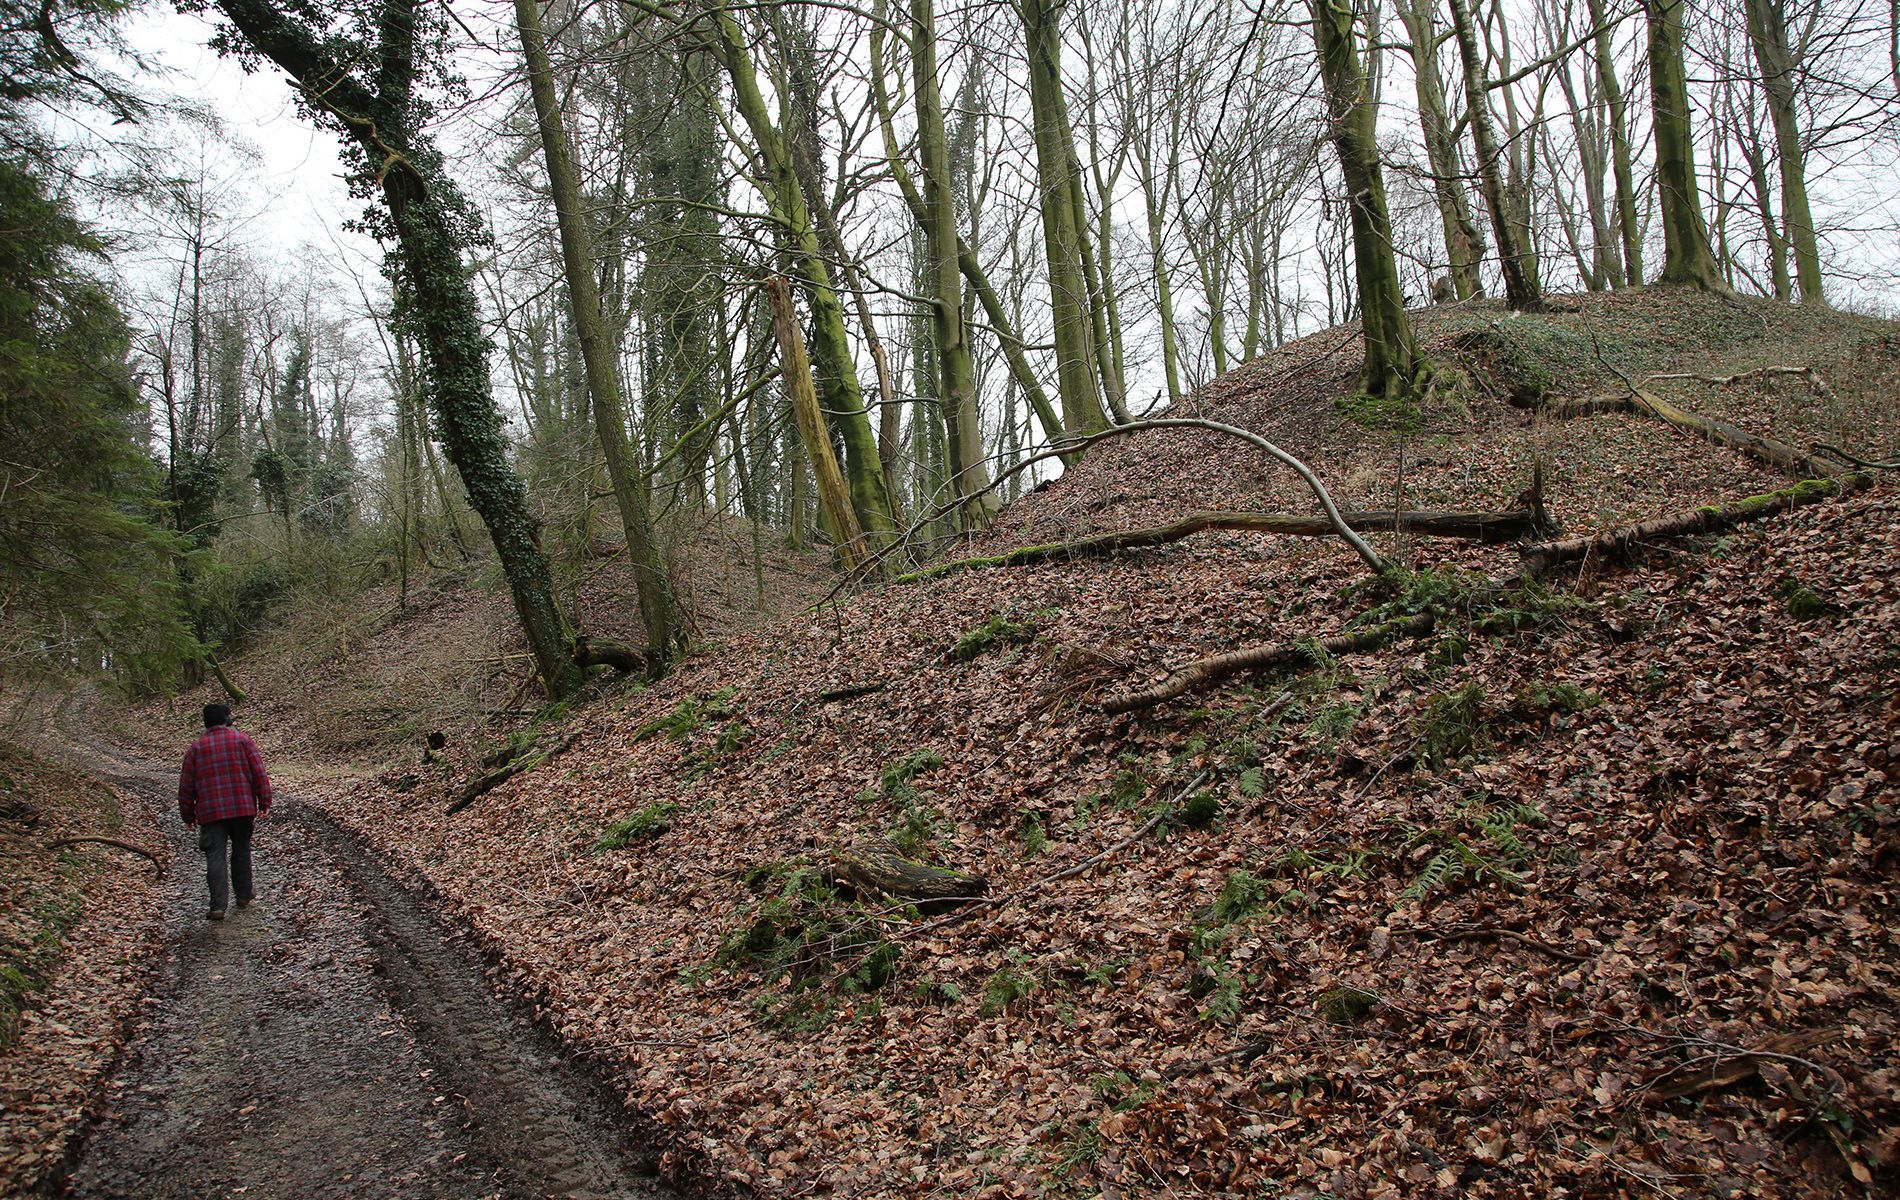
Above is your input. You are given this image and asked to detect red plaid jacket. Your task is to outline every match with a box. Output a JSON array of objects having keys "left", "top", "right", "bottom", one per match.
[{"left": 178, "top": 725, "right": 272, "bottom": 825}]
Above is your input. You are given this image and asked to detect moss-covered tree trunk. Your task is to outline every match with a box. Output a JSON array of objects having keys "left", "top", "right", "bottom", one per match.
[
  {"left": 911, "top": 0, "right": 995, "bottom": 527},
  {"left": 1309, "top": 0, "right": 1426, "bottom": 402},
  {"left": 514, "top": 0, "right": 674, "bottom": 670},
  {"left": 213, "top": 0, "right": 581, "bottom": 696},
  {"left": 1643, "top": 0, "right": 1723, "bottom": 290}
]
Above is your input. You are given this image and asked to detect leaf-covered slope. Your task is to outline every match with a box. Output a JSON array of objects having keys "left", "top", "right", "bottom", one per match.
[{"left": 310, "top": 290, "right": 1898, "bottom": 1198}]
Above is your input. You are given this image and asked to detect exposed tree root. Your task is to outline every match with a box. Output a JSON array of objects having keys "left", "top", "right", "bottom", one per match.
[
  {"left": 897, "top": 509, "right": 1539, "bottom": 583},
  {"left": 1098, "top": 613, "right": 1439, "bottom": 716},
  {"left": 45, "top": 836, "right": 164, "bottom": 879},
  {"left": 1520, "top": 475, "right": 1871, "bottom": 576}
]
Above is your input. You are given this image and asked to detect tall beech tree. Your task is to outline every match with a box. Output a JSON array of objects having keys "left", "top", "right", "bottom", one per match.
[
  {"left": 1308, "top": 0, "right": 1426, "bottom": 402},
  {"left": 1642, "top": 0, "right": 1724, "bottom": 289},
  {"left": 1021, "top": 0, "right": 1111, "bottom": 439},
  {"left": 209, "top": 0, "right": 582, "bottom": 694},
  {"left": 513, "top": 0, "right": 676, "bottom": 669}
]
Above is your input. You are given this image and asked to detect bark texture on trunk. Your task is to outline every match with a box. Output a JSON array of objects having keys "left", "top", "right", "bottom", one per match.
[
  {"left": 765, "top": 275, "right": 869, "bottom": 571},
  {"left": 1644, "top": 0, "right": 1723, "bottom": 289}
]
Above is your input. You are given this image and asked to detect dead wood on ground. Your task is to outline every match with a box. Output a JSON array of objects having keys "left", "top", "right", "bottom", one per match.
[
  {"left": 448, "top": 732, "right": 579, "bottom": 816},
  {"left": 899, "top": 509, "right": 1540, "bottom": 583},
  {"left": 1520, "top": 475, "right": 1870, "bottom": 576},
  {"left": 829, "top": 844, "right": 986, "bottom": 909},
  {"left": 45, "top": 836, "right": 165, "bottom": 879},
  {"left": 1098, "top": 613, "right": 1439, "bottom": 716}
]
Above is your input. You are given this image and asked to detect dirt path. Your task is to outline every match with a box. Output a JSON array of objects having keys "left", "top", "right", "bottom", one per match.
[{"left": 62, "top": 750, "right": 682, "bottom": 1200}]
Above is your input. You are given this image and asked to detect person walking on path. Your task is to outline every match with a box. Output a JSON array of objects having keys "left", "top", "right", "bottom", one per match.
[{"left": 177, "top": 703, "right": 272, "bottom": 921}]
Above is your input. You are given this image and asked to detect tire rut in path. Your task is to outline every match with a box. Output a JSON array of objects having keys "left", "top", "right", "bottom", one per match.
[{"left": 66, "top": 774, "right": 681, "bottom": 1200}]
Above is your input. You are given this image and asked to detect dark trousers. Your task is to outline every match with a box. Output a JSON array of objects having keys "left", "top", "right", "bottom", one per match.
[{"left": 198, "top": 816, "right": 255, "bottom": 913}]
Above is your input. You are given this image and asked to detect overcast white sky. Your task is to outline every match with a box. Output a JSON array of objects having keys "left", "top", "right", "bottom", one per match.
[{"left": 116, "top": 7, "right": 381, "bottom": 278}]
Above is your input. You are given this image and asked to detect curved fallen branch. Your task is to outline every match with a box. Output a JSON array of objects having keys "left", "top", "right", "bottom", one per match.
[
  {"left": 46, "top": 836, "right": 164, "bottom": 879},
  {"left": 1099, "top": 613, "right": 1438, "bottom": 716},
  {"left": 1520, "top": 475, "right": 1871, "bottom": 576},
  {"left": 897, "top": 508, "right": 1539, "bottom": 582}
]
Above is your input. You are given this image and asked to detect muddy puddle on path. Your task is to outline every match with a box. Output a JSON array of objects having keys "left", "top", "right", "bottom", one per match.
[{"left": 66, "top": 767, "right": 680, "bottom": 1200}]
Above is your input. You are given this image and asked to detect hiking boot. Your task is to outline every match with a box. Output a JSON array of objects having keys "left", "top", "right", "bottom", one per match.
[
  {"left": 208, "top": 909, "right": 226, "bottom": 921},
  {"left": 237, "top": 897, "right": 254, "bottom": 909}
]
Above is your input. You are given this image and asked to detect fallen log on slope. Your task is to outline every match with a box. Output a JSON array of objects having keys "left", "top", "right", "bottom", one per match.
[
  {"left": 898, "top": 509, "right": 1540, "bottom": 583},
  {"left": 1519, "top": 475, "right": 1871, "bottom": 576},
  {"left": 829, "top": 845, "right": 987, "bottom": 912},
  {"left": 1098, "top": 613, "right": 1439, "bottom": 716},
  {"left": 1530, "top": 370, "right": 1855, "bottom": 480},
  {"left": 1627, "top": 389, "right": 1852, "bottom": 480}
]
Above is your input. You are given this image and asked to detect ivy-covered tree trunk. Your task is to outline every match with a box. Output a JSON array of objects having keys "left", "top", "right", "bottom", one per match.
[
  {"left": 212, "top": 0, "right": 583, "bottom": 695},
  {"left": 1642, "top": 0, "right": 1724, "bottom": 290},
  {"left": 1309, "top": 0, "right": 1426, "bottom": 402},
  {"left": 514, "top": 0, "right": 675, "bottom": 670}
]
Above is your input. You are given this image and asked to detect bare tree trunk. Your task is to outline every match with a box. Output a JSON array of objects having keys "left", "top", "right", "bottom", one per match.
[
  {"left": 1399, "top": 0, "right": 1485, "bottom": 299},
  {"left": 909, "top": 0, "right": 995, "bottom": 528},
  {"left": 765, "top": 276, "right": 867, "bottom": 570},
  {"left": 708, "top": 3, "right": 900, "bottom": 542},
  {"left": 1309, "top": 0, "right": 1427, "bottom": 403},
  {"left": 1022, "top": 0, "right": 1111, "bottom": 437},
  {"left": 1744, "top": 0, "right": 1825, "bottom": 304},
  {"left": 1586, "top": 0, "right": 1644, "bottom": 285},
  {"left": 1447, "top": 0, "right": 1541, "bottom": 308}
]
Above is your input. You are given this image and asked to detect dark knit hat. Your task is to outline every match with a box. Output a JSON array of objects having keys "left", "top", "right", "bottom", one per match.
[{"left": 203, "top": 703, "right": 231, "bottom": 728}]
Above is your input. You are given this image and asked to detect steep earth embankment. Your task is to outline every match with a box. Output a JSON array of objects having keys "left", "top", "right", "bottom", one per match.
[{"left": 149, "top": 292, "right": 1900, "bottom": 1197}]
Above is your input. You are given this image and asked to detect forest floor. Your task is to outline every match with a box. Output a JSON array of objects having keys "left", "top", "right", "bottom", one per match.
[{"left": 43, "top": 289, "right": 1900, "bottom": 1198}]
